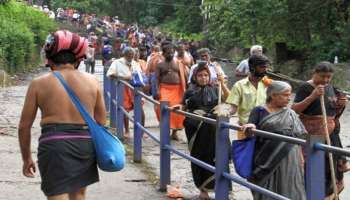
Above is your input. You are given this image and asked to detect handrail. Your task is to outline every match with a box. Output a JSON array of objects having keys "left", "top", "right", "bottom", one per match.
[
  {"left": 119, "top": 79, "right": 161, "bottom": 105},
  {"left": 222, "top": 122, "right": 307, "bottom": 146},
  {"left": 119, "top": 79, "right": 135, "bottom": 90},
  {"left": 136, "top": 89, "right": 161, "bottom": 105},
  {"left": 168, "top": 107, "right": 217, "bottom": 125},
  {"left": 221, "top": 172, "right": 290, "bottom": 200},
  {"left": 104, "top": 74, "right": 348, "bottom": 200},
  {"left": 119, "top": 106, "right": 134, "bottom": 123},
  {"left": 166, "top": 143, "right": 290, "bottom": 200},
  {"left": 112, "top": 99, "right": 117, "bottom": 106},
  {"left": 136, "top": 122, "right": 161, "bottom": 144},
  {"left": 165, "top": 144, "right": 216, "bottom": 173},
  {"left": 314, "top": 142, "right": 350, "bottom": 157}
]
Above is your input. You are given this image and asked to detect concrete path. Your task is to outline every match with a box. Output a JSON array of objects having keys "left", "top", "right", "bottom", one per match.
[
  {"left": 1, "top": 60, "right": 349, "bottom": 200},
  {"left": 0, "top": 65, "right": 165, "bottom": 200},
  {"left": 83, "top": 60, "right": 350, "bottom": 199}
]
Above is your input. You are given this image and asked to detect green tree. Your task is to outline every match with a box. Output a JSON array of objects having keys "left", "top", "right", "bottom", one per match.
[
  {"left": 0, "top": 1, "right": 56, "bottom": 73},
  {"left": 205, "top": 0, "right": 350, "bottom": 68}
]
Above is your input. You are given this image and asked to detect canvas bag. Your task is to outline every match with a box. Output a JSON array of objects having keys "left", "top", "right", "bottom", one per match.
[
  {"left": 231, "top": 136, "right": 256, "bottom": 178},
  {"left": 53, "top": 71, "right": 125, "bottom": 172}
]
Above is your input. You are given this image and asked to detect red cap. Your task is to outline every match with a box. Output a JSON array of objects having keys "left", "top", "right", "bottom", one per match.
[{"left": 44, "top": 30, "right": 87, "bottom": 67}]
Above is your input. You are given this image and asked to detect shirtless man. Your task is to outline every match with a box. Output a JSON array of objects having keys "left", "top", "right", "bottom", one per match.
[
  {"left": 175, "top": 42, "right": 194, "bottom": 68},
  {"left": 18, "top": 30, "right": 106, "bottom": 200},
  {"left": 155, "top": 42, "right": 187, "bottom": 140}
]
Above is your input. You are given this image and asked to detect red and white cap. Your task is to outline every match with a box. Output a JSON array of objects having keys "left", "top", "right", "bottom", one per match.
[{"left": 44, "top": 30, "right": 88, "bottom": 67}]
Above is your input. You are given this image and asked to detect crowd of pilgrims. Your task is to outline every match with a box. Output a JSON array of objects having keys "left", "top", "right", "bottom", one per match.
[
  {"left": 103, "top": 38, "right": 348, "bottom": 199},
  {"left": 61, "top": 12, "right": 350, "bottom": 200}
]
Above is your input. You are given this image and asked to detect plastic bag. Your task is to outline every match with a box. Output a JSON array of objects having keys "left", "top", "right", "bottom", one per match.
[{"left": 130, "top": 71, "right": 148, "bottom": 87}]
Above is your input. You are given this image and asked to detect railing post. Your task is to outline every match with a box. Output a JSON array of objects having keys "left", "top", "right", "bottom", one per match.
[
  {"left": 306, "top": 135, "right": 325, "bottom": 200},
  {"left": 116, "top": 81, "right": 125, "bottom": 139},
  {"left": 109, "top": 79, "right": 117, "bottom": 128},
  {"left": 133, "top": 87, "right": 142, "bottom": 163},
  {"left": 103, "top": 66, "right": 110, "bottom": 112},
  {"left": 215, "top": 116, "right": 230, "bottom": 200},
  {"left": 159, "top": 101, "right": 171, "bottom": 192}
]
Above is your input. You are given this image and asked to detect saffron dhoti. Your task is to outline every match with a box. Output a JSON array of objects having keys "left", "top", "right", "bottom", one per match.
[{"left": 155, "top": 83, "right": 185, "bottom": 129}]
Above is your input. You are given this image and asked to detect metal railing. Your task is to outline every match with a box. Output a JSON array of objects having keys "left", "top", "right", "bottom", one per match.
[{"left": 103, "top": 71, "right": 350, "bottom": 200}]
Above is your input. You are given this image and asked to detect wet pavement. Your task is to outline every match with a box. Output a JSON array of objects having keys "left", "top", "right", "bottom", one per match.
[{"left": 0, "top": 60, "right": 349, "bottom": 199}]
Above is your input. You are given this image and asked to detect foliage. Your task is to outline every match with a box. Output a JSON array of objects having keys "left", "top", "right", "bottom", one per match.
[
  {"left": 0, "top": 1, "right": 56, "bottom": 73},
  {"left": 204, "top": 0, "right": 350, "bottom": 70},
  {"left": 47, "top": 0, "right": 350, "bottom": 73},
  {"left": 0, "top": 0, "right": 9, "bottom": 5}
]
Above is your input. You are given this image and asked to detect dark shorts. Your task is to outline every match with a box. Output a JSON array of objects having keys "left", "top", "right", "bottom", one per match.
[{"left": 38, "top": 123, "right": 99, "bottom": 196}]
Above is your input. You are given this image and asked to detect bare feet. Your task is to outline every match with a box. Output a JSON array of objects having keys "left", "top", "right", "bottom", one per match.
[
  {"left": 142, "top": 132, "right": 149, "bottom": 139},
  {"left": 123, "top": 132, "right": 131, "bottom": 142},
  {"left": 339, "top": 160, "right": 350, "bottom": 173},
  {"left": 171, "top": 131, "right": 179, "bottom": 141}
]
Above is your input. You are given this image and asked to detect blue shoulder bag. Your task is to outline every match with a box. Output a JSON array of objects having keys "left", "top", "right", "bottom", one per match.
[
  {"left": 53, "top": 71, "right": 125, "bottom": 172},
  {"left": 231, "top": 136, "right": 256, "bottom": 178}
]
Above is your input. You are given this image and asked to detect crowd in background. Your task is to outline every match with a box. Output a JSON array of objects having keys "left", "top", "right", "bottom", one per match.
[{"left": 26, "top": 4, "right": 350, "bottom": 200}]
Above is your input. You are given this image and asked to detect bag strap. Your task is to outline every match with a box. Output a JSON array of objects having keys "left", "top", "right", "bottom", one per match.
[{"left": 52, "top": 71, "right": 95, "bottom": 126}]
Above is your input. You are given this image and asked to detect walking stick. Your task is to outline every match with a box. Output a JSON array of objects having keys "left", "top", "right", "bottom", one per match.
[
  {"left": 320, "top": 95, "right": 338, "bottom": 200},
  {"left": 2, "top": 72, "right": 5, "bottom": 88},
  {"left": 218, "top": 81, "right": 222, "bottom": 105}
]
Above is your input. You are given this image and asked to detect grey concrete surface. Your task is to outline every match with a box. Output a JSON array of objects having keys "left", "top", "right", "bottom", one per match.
[
  {"left": 84, "top": 60, "right": 350, "bottom": 199},
  {"left": 0, "top": 65, "right": 165, "bottom": 200},
  {"left": 1, "top": 60, "right": 349, "bottom": 200}
]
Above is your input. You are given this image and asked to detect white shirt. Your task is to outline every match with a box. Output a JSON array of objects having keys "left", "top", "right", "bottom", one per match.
[
  {"left": 107, "top": 57, "right": 141, "bottom": 79},
  {"left": 235, "top": 59, "right": 250, "bottom": 75},
  {"left": 188, "top": 62, "right": 226, "bottom": 83},
  {"left": 73, "top": 13, "right": 79, "bottom": 19},
  {"left": 49, "top": 11, "right": 56, "bottom": 19}
]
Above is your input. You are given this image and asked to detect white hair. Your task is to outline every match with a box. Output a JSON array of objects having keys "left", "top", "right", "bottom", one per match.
[
  {"left": 250, "top": 45, "right": 263, "bottom": 55},
  {"left": 122, "top": 47, "right": 135, "bottom": 56},
  {"left": 266, "top": 80, "right": 291, "bottom": 102}
]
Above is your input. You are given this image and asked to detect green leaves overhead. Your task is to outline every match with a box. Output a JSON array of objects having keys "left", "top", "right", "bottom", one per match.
[{"left": 50, "top": 0, "right": 350, "bottom": 64}]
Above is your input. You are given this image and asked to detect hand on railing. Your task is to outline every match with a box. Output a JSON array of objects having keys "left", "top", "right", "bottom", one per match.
[
  {"left": 169, "top": 104, "right": 183, "bottom": 110},
  {"left": 213, "top": 103, "right": 231, "bottom": 117},
  {"left": 153, "top": 93, "right": 160, "bottom": 100},
  {"left": 240, "top": 123, "right": 256, "bottom": 137}
]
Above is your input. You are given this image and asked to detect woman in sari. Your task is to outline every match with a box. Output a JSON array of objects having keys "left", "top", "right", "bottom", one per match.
[
  {"left": 242, "top": 81, "right": 307, "bottom": 200},
  {"left": 182, "top": 62, "right": 230, "bottom": 200}
]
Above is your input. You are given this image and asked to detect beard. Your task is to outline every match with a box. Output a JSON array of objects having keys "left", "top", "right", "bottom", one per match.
[
  {"left": 254, "top": 71, "right": 266, "bottom": 78},
  {"left": 165, "top": 56, "right": 173, "bottom": 62}
]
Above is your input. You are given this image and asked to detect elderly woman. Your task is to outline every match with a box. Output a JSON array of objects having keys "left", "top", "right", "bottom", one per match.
[
  {"left": 242, "top": 81, "right": 307, "bottom": 200},
  {"left": 292, "top": 62, "right": 348, "bottom": 198},
  {"left": 182, "top": 62, "right": 230, "bottom": 200}
]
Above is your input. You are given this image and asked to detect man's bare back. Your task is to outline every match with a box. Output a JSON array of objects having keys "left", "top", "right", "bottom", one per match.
[{"left": 23, "top": 68, "right": 106, "bottom": 127}]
